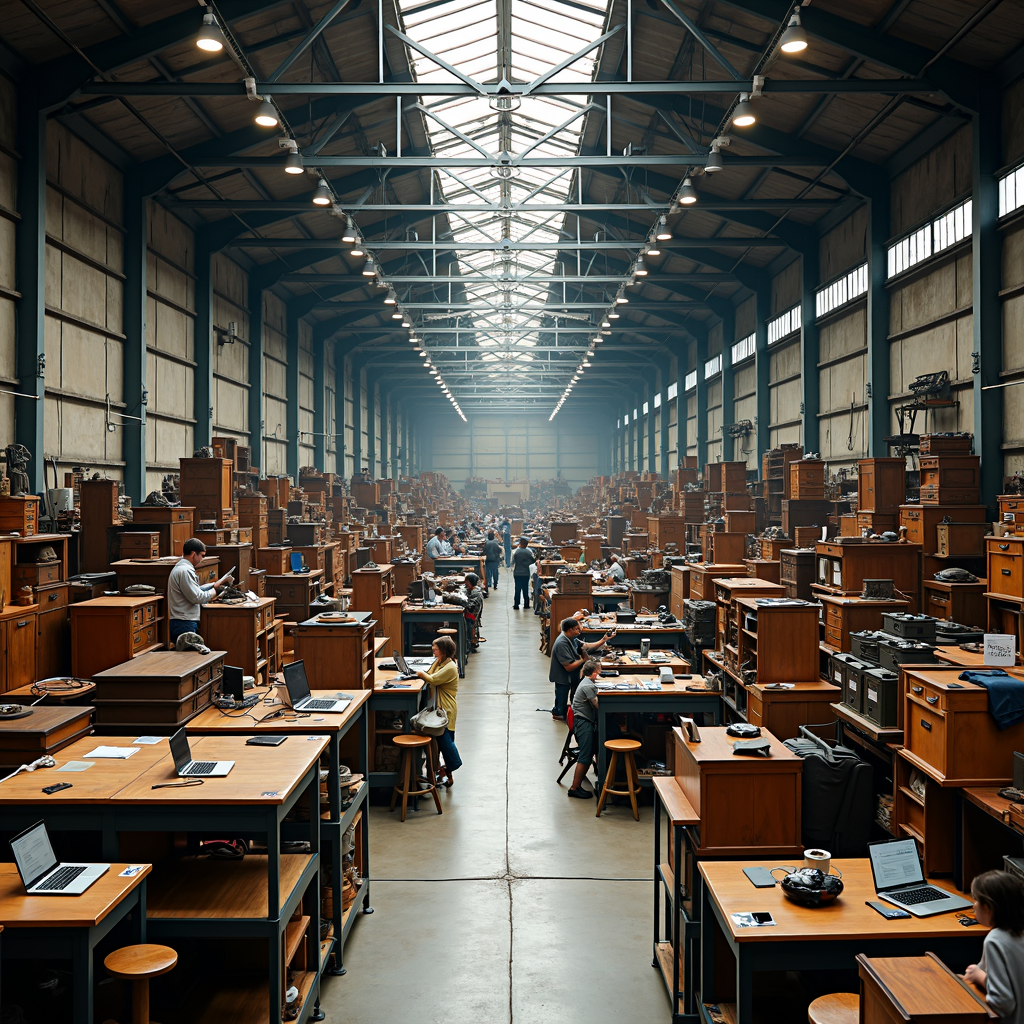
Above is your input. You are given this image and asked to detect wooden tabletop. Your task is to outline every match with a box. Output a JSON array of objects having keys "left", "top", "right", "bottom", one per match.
[
  {"left": 187, "top": 688, "right": 370, "bottom": 733},
  {"left": 373, "top": 657, "right": 428, "bottom": 695},
  {"left": 0, "top": 736, "right": 175, "bottom": 803},
  {"left": 92, "top": 649, "right": 227, "bottom": 681},
  {"left": 0, "top": 704, "right": 94, "bottom": 740},
  {"left": 935, "top": 645, "right": 990, "bottom": 667},
  {"left": 402, "top": 603, "right": 465, "bottom": 614},
  {"left": 699, "top": 859, "right": 982, "bottom": 942},
  {"left": 0, "top": 862, "right": 151, "bottom": 928},
  {"left": 600, "top": 654, "right": 690, "bottom": 672},
  {"left": 597, "top": 675, "right": 712, "bottom": 698},
  {"left": 963, "top": 786, "right": 1021, "bottom": 830},
  {"left": 2, "top": 680, "right": 98, "bottom": 705},
  {"left": 112, "top": 734, "right": 329, "bottom": 805}
]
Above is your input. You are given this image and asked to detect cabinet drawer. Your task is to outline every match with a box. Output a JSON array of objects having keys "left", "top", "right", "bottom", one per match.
[
  {"left": 989, "top": 551, "right": 1023, "bottom": 595},
  {"left": 13, "top": 561, "right": 60, "bottom": 588},
  {"left": 825, "top": 624, "right": 844, "bottom": 647},
  {"left": 132, "top": 624, "right": 158, "bottom": 652},
  {"left": 924, "top": 589, "right": 950, "bottom": 614},
  {"left": 905, "top": 697, "right": 946, "bottom": 775}
]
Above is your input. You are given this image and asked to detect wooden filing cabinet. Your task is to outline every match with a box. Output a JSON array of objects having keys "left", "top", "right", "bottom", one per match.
[
  {"left": 80, "top": 479, "right": 120, "bottom": 571},
  {"left": 918, "top": 455, "right": 980, "bottom": 504},
  {"left": 812, "top": 540, "right": 921, "bottom": 611},
  {"left": 0, "top": 704, "right": 92, "bottom": 771},
  {"left": 705, "top": 461, "right": 747, "bottom": 493},
  {"left": 396, "top": 524, "right": 423, "bottom": 553},
  {"left": 779, "top": 547, "right": 815, "bottom": 600},
  {"left": 789, "top": 458, "right": 824, "bottom": 500},
  {"left": 714, "top": 577, "right": 786, "bottom": 651},
  {"left": 203, "top": 542, "right": 253, "bottom": 590},
  {"left": 921, "top": 578, "right": 986, "bottom": 626},
  {"left": 257, "top": 546, "right": 293, "bottom": 575},
  {"left": 986, "top": 535, "right": 1024, "bottom": 599},
  {"left": 366, "top": 537, "right": 394, "bottom": 563},
  {"left": 743, "top": 558, "right": 781, "bottom": 584},
  {"left": 390, "top": 558, "right": 420, "bottom": 596},
  {"left": 71, "top": 595, "right": 164, "bottom": 678},
  {"left": 998, "top": 493, "right": 1024, "bottom": 524},
  {"left": 687, "top": 563, "right": 745, "bottom": 601},
  {"left": 292, "top": 545, "right": 326, "bottom": 575},
  {"left": 671, "top": 725, "right": 803, "bottom": 857},
  {"left": 733, "top": 596, "right": 819, "bottom": 682},
  {"left": 902, "top": 665, "right": 1024, "bottom": 786},
  {"left": 819, "top": 594, "right": 910, "bottom": 651},
  {"left": 899, "top": 504, "right": 986, "bottom": 553},
  {"left": 91, "top": 649, "right": 225, "bottom": 732},
  {"left": 0, "top": 605, "right": 38, "bottom": 692},
  {"left": 549, "top": 521, "right": 579, "bottom": 544},
  {"left": 0, "top": 495, "right": 39, "bottom": 535},
  {"left": 893, "top": 751, "right": 956, "bottom": 876},
  {"left": 669, "top": 564, "right": 689, "bottom": 618},
  {"left": 199, "top": 597, "right": 279, "bottom": 686},
  {"left": 34, "top": 581, "right": 70, "bottom": 679},
  {"left": 351, "top": 565, "right": 395, "bottom": 633},
  {"left": 178, "top": 457, "right": 233, "bottom": 523},
  {"left": 294, "top": 612, "right": 377, "bottom": 689},
  {"left": 127, "top": 506, "right": 195, "bottom": 557},
  {"left": 321, "top": 541, "right": 344, "bottom": 591},
  {"left": 702, "top": 531, "right": 746, "bottom": 564},
  {"left": 119, "top": 531, "right": 161, "bottom": 559},
  {"left": 858, "top": 458, "right": 906, "bottom": 514},
  {"left": 646, "top": 515, "right": 687, "bottom": 550},
  {"left": 265, "top": 570, "right": 324, "bottom": 623}
]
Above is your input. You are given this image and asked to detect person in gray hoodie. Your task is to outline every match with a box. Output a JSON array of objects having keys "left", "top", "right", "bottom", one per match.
[{"left": 966, "top": 869, "right": 1024, "bottom": 1024}]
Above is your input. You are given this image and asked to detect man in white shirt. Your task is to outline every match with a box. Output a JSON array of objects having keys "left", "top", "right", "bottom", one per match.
[
  {"left": 168, "top": 538, "right": 234, "bottom": 643},
  {"left": 605, "top": 555, "right": 625, "bottom": 582},
  {"left": 425, "top": 527, "right": 446, "bottom": 561}
]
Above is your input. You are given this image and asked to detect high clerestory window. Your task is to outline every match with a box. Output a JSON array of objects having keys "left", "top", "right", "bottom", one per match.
[
  {"left": 886, "top": 197, "right": 972, "bottom": 280},
  {"left": 767, "top": 305, "right": 801, "bottom": 346},
  {"left": 731, "top": 332, "right": 755, "bottom": 363},
  {"left": 815, "top": 263, "right": 867, "bottom": 319}
]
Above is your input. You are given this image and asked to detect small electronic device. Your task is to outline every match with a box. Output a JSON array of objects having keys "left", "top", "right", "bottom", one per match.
[
  {"left": 743, "top": 866, "right": 777, "bottom": 888},
  {"left": 290, "top": 552, "right": 303, "bottom": 573},
  {"left": 868, "top": 838, "right": 972, "bottom": 916},
  {"left": 393, "top": 650, "right": 417, "bottom": 680},
  {"left": 10, "top": 821, "right": 109, "bottom": 895},
  {"left": 246, "top": 735, "right": 287, "bottom": 747},
  {"left": 751, "top": 912, "right": 774, "bottom": 925},
  {"left": 279, "top": 661, "right": 353, "bottom": 713},
  {"left": 169, "top": 727, "right": 234, "bottom": 777},
  {"left": 217, "top": 665, "right": 256, "bottom": 708},
  {"left": 866, "top": 900, "right": 911, "bottom": 919},
  {"left": 42, "top": 782, "right": 73, "bottom": 794}
]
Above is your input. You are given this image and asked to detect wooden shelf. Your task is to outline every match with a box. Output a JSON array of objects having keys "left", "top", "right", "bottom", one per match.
[
  {"left": 654, "top": 940, "right": 685, "bottom": 1015},
  {"left": 284, "top": 915, "right": 310, "bottom": 965},
  {"left": 830, "top": 702, "right": 904, "bottom": 745},
  {"left": 898, "top": 784, "right": 924, "bottom": 808},
  {"left": 900, "top": 822, "right": 926, "bottom": 845},
  {"left": 157, "top": 969, "right": 319, "bottom": 1024}
]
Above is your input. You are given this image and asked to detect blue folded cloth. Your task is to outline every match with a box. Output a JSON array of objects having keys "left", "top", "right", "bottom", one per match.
[{"left": 958, "top": 670, "right": 1024, "bottom": 730}]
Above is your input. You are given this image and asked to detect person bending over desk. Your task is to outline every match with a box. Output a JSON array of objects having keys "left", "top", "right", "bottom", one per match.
[
  {"left": 965, "top": 870, "right": 1024, "bottom": 1024},
  {"left": 168, "top": 537, "right": 234, "bottom": 643},
  {"left": 549, "top": 617, "right": 615, "bottom": 721},
  {"left": 415, "top": 635, "right": 462, "bottom": 787},
  {"left": 567, "top": 659, "right": 602, "bottom": 799},
  {"left": 604, "top": 555, "right": 625, "bottom": 583}
]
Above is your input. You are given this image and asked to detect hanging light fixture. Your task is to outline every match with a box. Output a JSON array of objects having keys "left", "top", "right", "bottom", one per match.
[
  {"left": 384, "top": 290, "right": 397, "bottom": 305},
  {"left": 616, "top": 294, "right": 629, "bottom": 304},
  {"left": 254, "top": 99, "right": 279, "bottom": 127},
  {"left": 196, "top": 11, "right": 224, "bottom": 51},
  {"left": 280, "top": 139, "right": 303, "bottom": 175},
  {"left": 601, "top": 319, "right": 611, "bottom": 327},
  {"left": 656, "top": 216, "right": 672, "bottom": 241},
  {"left": 732, "top": 94, "right": 756, "bottom": 127},
  {"left": 361, "top": 258, "right": 376, "bottom": 277},
  {"left": 609, "top": 311, "right": 620, "bottom": 319},
  {"left": 342, "top": 218, "right": 357, "bottom": 244},
  {"left": 779, "top": 11, "right": 808, "bottom": 53},
  {"left": 349, "top": 246, "right": 364, "bottom": 257},
  {"left": 634, "top": 256, "right": 648, "bottom": 276},
  {"left": 311, "top": 179, "right": 331, "bottom": 206},
  {"left": 678, "top": 177, "right": 697, "bottom": 205},
  {"left": 705, "top": 150, "right": 723, "bottom": 174}
]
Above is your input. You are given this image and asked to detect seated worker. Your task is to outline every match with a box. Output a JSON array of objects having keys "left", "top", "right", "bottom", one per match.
[
  {"left": 483, "top": 530, "right": 502, "bottom": 590},
  {"left": 548, "top": 617, "right": 616, "bottom": 721},
  {"left": 425, "top": 527, "right": 446, "bottom": 561},
  {"left": 567, "top": 659, "right": 602, "bottom": 798},
  {"left": 464, "top": 572, "right": 484, "bottom": 652},
  {"left": 604, "top": 554, "right": 626, "bottom": 583}
]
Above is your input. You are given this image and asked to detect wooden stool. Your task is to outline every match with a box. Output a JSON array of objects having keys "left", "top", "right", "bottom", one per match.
[
  {"left": 390, "top": 734, "right": 443, "bottom": 821},
  {"left": 436, "top": 627, "right": 458, "bottom": 639},
  {"left": 596, "top": 738, "right": 642, "bottom": 820},
  {"left": 103, "top": 944, "right": 177, "bottom": 1024},
  {"left": 807, "top": 992, "right": 858, "bottom": 1024}
]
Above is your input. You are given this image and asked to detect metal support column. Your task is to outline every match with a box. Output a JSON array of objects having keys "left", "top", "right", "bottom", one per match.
[
  {"left": 659, "top": 361, "right": 670, "bottom": 479},
  {"left": 14, "top": 90, "right": 46, "bottom": 495},
  {"left": 390, "top": 400, "right": 399, "bottom": 478},
  {"left": 694, "top": 328, "right": 709, "bottom": 469},
  {"left": 365, "top": 372, "right": 377, "bottom": 477},
  {"left": 867, "top": 188, "right": 892, "bottom": 456},
  {"left": 801, "top": 248, "right": 821, "bottom": 453},
  {"left": 193, "top": 236, "right": 214, "bottom": 450},
  {"left": 973, "top": 101, "right": 1003, "bottom": 510},
  {"left": 122, "top": 170, "right": 148, "bottom": 502},
  {"left": 350, "top": 356, "right": 363, "bottom": 473},
  {"left": 675, "top": 348, "right": 687, "bottom": 464},
  {"left": 248, "top": 279, "right": 265, "bottom": 472},
  {"left": 755, "top": 277, "right": 771, "bottom": 459},
  {"left": 646, "top": 373, "right": 656, "bottom": 475},
  {"left": 333, "top": 343, "right": 345, "bottom": 476},
  {"left": 379, "top": 387, "right": 389, "bottom": 477},
  {"left": 286, "top": 303, "right": 301, "bottom": 480},
  {"left": 720, "top": 306, "right": 736, "bottom": 461},
  {"left": 313, "top": 330, "right": 326, "bottom": 472}
]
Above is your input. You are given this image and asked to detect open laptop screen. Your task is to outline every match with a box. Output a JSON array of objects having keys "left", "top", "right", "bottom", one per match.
[
  {"left": 283, "top": 660, "right": 311, "bottom": 704},
  {"left": 168, "top": 728, "right": 193, "bottom": 772},
  {"left": 11, "top": 821, "right": 57, "bottom": 889},
  {"left": 394, "top": 650, "right": 411, "bottom": 675},
  {"left": 869, "top": 838, "right": 925, "bottom": 890}
]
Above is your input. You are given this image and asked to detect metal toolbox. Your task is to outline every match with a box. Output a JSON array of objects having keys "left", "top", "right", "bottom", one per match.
[
  {"left": 881, "top": 612, "right": 937, "bottom": 643},
  {"left": 850, "top": 630, "right": 883, "bottom": 665},
  {"left": 831, "top": 652, "right": 870, "bottom": 713},
  {"left": 876, "top": 635, "right": 939, "bottom": 674},
  {"left": 863, "top": 666, "right": 899, "bottom": 727}
]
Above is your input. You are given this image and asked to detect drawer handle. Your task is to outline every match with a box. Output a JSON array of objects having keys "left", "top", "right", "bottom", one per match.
[
  {"left": 920, "top": 719, "right": 932, "bottom": 731},
  {"left": 1000, "top": 543, "right": 1010, "bottom": 550},
  {"left": 926, "top": 695, "right": 939, "bottom": 705},
  {"left": 48, "top": 592, "right": 58, "bottom": 601},
  {"left": 16, "top": 620, "right": 28, "bottom": 627},
  {"left": 911, "top": 685, "right": 923, "bottom": 694},
  {"left": 1004, "top": 569, "right": 1012, "bottom": 576}
]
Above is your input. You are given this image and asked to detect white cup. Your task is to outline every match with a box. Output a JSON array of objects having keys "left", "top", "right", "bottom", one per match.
[{"left": 803, "top": 848, "right": 831, "bottom": 874}]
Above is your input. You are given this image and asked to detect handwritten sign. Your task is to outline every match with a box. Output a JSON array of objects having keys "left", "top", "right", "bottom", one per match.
[{"left": 984, "top": 633, "right": 1016, "bottom": 666}]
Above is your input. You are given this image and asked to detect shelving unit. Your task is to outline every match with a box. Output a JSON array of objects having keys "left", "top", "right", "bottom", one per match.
[{"left": 199, "top": 597, "right": 279, "bottom": 686}]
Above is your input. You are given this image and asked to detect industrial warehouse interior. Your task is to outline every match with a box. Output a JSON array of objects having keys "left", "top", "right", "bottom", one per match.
[{"left": 3, "top": 1, "right": 1024, "bottom": 1023}]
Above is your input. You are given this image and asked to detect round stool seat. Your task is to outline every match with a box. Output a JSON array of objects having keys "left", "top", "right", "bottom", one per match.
[
  {"left": 393, "top": 733, "right": 432, "bottom": 749},
  {"left": 436, "top": 628, "right": 458, "bottom": 635},
  {"left": 104, "top": 944, "right": 178, "bottom": 980},
  {"left": 807, "top": 992, "right": 858, "bottom": 1024},
  {"left": 603, "top": 738, "right": 642, "bottom": 752}
]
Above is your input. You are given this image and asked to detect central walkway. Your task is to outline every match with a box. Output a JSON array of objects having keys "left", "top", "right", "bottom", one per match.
[{"left": 321, "top": 565, "right": 667, "bottom": 1023}]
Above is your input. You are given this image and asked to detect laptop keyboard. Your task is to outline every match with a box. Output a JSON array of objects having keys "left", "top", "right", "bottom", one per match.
[
  {"left": 894, "top": 885, "right": 949, "bottom": 904},
  {"left": 36, "top": 864, "right": 87, "bottom": 891},
  {"left": 302, "top": 699, "right": 340, "bottom": 710},
  {"left": 187, "top": 761, "right": 217, "bottom": 775}
]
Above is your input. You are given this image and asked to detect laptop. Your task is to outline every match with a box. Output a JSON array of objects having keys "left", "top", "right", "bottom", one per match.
[
  {"left": 393, "top": 650, "right": 418, "bottom": 680},
  {"left": 869, "top": 838, "right": 973, "bottom": 916},
  {"left": 280, "top": 661, "right": 353, "bottom": 713},
  {"left": 219, "top": 665, "right": 257, "bottom": 709},
  {"left": 169, "top": 727, "right": 234, "bottom": 777},
  {"left": 10, "top": 821, "right": 109, "bottom": 895}
]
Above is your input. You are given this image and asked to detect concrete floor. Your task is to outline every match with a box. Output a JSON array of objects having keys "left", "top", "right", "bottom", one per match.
[{"left": 321, "top": 565, "right": 668, "bottom": 1023}]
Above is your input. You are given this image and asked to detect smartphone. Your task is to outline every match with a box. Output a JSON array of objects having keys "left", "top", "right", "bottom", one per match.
[
  {"left": 42, "top": 782, "right": 73, "bottom": 794},
  {"left": 866, "top": 900, "right": 911, "bottom": 919},
  {"left": 225, "top": 565, "right": 237, "bottom": 579},
  {"left": 751, "top": 912, "right": 775, "bottom": 925},
  {"left": 743, "top": 867, "right": 777, "bottom": 888}
]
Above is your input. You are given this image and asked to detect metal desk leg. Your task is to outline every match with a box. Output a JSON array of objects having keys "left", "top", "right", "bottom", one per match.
[
  {"left": 597, "top": 707, "right": 608, "bottom": 784},
  {"left": 73, "top": 929, "right": 94, "bottom": 1024},
  {"left": 700, "top": 880, "right": 715, "bottom": 1011},
  {"left": 267, "top": 808, "right": 283, "bottom": 1022},
  {"left": 653, "top": 790, "right": 662, "bottom": 967},
  {"left": 674, "top": 825, "right": 684, "bottom": 1020},
  {"left": 327, "top": 734, "right": 341, "bottom": 822},
  {"left": 736, "top": 944, "right": 754, "bottom": 1024}
]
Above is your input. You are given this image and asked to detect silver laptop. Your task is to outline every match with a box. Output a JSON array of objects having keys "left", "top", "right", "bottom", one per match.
[
  {"left": 11, "top": 821, "right": 109, "bottom": 895},
  {"left": 169, "top": 727, "right": 234, "bottom": 777},
  {"left": 393, "top": 649, "right": 418, "bottom": 680},
  {"left": 869, "top": 838, "right": 972, "bottom": 916},
  {"left": 280, "top": 661, "right": 353, "bottom": 713}
]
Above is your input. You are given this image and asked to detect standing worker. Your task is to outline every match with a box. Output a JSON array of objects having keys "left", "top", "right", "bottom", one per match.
[
  {"left": 168, "top": 538, "right": 234, "bottom": 644},
  {"left": 501, "top": 519, "right": 512, "bottom": 567},
  {"left": 483, "top": 530, "right": 502, "bottom": 591},
  {"left": 510, "top": 537, "right": 536, "bottom": 610}
]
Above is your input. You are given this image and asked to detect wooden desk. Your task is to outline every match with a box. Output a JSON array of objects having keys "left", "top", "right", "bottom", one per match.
[
  {"left": 3, "top": 679, "right": 97, "bottom": 705},
  {"left": 960, "top": 786, "right": 1024, "bottom": 893},
  {"left": 595, "top": 677, "right": 720, "bottom": 784},
  {"left": 0, "top": 704, "right": 94, "bottom": 772},
  {"left": 591, "top": 587, "right": 630, "bottom": 611},
  {"left": 934, "top": 645, "right": 995, "bottom": 668},
  {"left": 401, "top": 603, "right": 468, "bottom": 677},
  {"left": 370, "top": 657, "right": 428, "bottom": 789},
  {"left": 698, "top": 859, "right": 985, "bottom": 1024},
  {"left": 600, "top": 653, "right": 690, "bottom": 675},
  {"left": 0, "top": 861, "right": 151, "bottom": 1024},
  {"left": 188, "top": 689, "right": 371, "bottom": 972},
  {"left": 580, "top": 615, "right": 687, "bottom": 652}
]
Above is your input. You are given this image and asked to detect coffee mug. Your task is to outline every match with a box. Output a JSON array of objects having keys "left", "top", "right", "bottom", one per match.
[{"left": 804, "top": 849, "right": 831, "bottom": 873}]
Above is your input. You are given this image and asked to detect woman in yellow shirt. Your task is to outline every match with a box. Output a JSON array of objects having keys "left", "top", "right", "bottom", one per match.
[{"left": 415, "top": 635, "right": 462, "bottom": 786}]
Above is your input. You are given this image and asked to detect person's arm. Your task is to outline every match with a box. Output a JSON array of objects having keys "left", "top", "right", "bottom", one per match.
[
  {"left": 176, "top": 566, "right": 220, "bottom": 607},
  {"left": 977, "top": 942, "right": 1015, "bottom": 1017},
  {"left": 417, "top": 661, "right": 458, "bottom": 685}
]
